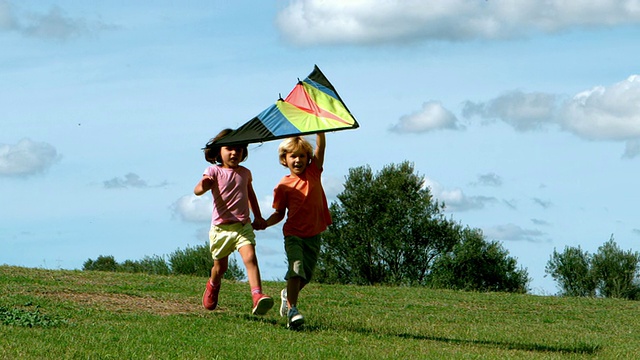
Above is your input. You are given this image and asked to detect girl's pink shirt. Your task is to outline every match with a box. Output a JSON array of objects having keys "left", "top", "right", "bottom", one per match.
[{"left": 204, "top": 165, "right": 252, "bottom": 226}]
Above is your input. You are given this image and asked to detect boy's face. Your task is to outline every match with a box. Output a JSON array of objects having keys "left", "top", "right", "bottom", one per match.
[{"left": 285, "top": 150, "right": 308, "bottom": 176}]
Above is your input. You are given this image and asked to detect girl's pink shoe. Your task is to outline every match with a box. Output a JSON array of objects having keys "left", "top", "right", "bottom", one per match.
[
  {"left": 251, "top": 294, "right": 274, "bottom": 315},
  {"left": 203, "top": 281, "right": 220, "bottom": 310}
]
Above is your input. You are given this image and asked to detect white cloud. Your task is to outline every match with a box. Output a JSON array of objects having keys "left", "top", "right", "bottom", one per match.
[
  {"left": 463, "top": 75, "right": 640, "bottom": 157},
  {"left": 103, "top": 173, "right": 167, "bottom": 189},
  {"left": 424, "top": 177, "right": 496, "bottom": 212},
  {"left": 257, "top": 194, "right": 274, "bottom": 217},
  {"left": 0, "top": 138, "right": 60, "bottom": 177},
  {"left": 531, "top": 218, "right": 550, "bottom": 226},
  {"left": 0, "top": 0, "right": 18, "bottom": 31},
  {"left": 390, "top": 101, "right": 461, "bottom": 133},
  {"left": 532, "top": 197, "right": 552, "bottom": 209},
  {"left": 0, "top": 1, "right": 114, "bottom": 40},
  {"left": 463, "top": 91, "right": 558, "bottom": 131},
  {"left": 471, "top": 172, "right": 503, "bottom": 187},
  {"left": 623, "top": 139, "right": 640, "bottom": 159},
  {"left": 483, "top": 223, "right": 547, "bottom": 242},
  {"left": 276, "top": 0, "right": 640, "bottom": 46},
  {"left": 171, "top": 194, "right": 212, "bottom": 223},
  {"left": 321, "top": 175, "right": 345, "bottom": 200},
  {"left": 560, "top": 75, "right": 640, "bottom": 141},
  {"left": 104, "top": 173, "right": 141, "bottom": 189}
]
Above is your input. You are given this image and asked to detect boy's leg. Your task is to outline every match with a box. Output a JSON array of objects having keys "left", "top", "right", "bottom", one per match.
[
  {"left": 286, "top": 276, "right": 302, "bottom": 308},
  {"left": 286, "top": 276, "right": 305, "bottom": 328},
  {"left": 283, "top": 235, "right": 307, "bottom": 328},
  {"left": 284, "top": 234, "right": 319, "bottom": 309}
]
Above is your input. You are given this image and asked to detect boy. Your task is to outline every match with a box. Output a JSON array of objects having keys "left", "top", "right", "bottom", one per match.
[{"left": 262, "top": 133, "right": 331, "bottom": 329}]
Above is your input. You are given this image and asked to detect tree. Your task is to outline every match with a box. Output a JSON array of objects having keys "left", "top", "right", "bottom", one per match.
[
  {"left": 429, "top": 227, "right": 530, "bottom": 293},
  {"left": 317, "top": 162, "right": 462, "bottom": 286},
  {"left": 591, "top": 236, "right": 640, "bottom": 299},
  {"left": 545, "top": 246, "right": 596, "bottom": 297},
  {"left": 546, "top": 237, "right": 640, "bottom": 299}
]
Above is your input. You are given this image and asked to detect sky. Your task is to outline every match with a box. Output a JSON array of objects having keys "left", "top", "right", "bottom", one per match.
[{"left": 2, "top": 0, "right": 640, "bottom": 295}]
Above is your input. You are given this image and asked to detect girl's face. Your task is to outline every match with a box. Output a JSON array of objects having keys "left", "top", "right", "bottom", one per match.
[
  {"left": 285, "top": 149, "right": 309, "bottom": 176},
  {"left": 220, "top": 146, "right": 243, "bottom": 168}
]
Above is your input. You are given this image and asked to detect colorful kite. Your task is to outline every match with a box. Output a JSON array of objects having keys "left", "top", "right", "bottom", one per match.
[{"left": 213, "top": 65, "right": 359, "bottom": 145}]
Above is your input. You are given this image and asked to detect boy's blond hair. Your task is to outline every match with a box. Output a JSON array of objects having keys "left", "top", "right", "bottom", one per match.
[{"left": 278, "top": 136, "right": 313, "bottom": 167}]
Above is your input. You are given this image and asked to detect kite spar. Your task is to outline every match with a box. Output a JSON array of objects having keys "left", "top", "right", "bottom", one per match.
[{"left": 213, "top": 65, "right": 359, "bottom": 146}]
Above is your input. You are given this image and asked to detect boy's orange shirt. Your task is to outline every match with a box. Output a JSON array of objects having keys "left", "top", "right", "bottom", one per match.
[{"left": 272, "top": 159, "right": 332, "bottom": 238}]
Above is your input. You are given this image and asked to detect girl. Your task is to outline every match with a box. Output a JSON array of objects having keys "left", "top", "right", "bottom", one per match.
[{"left": 194, "top": 129, "right": 273, "bottom": 315}]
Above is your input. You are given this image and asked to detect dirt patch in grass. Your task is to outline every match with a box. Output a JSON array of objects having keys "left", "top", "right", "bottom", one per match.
[{"left": 44, "top": 291, "right": 203, "bottom": 316}]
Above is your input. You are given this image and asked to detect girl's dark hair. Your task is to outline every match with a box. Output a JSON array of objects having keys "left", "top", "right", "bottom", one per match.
[{"left": 203, "top": 128, "right": 248, "bottom": 164}]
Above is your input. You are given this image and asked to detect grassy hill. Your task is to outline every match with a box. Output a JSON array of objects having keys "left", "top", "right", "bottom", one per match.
[{"left": 1, "top": 265, "right": 639, "bottom": 359}]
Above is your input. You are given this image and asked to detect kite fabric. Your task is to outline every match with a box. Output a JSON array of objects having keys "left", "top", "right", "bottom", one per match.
[{"left": 213, "top": 65, "right": 359, "bottom": 146}]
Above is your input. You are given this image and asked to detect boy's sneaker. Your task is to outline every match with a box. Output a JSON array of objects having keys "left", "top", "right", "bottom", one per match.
[
  {"left": 287, "top": 306, "right": 304, "bottom": 329},
  {"left": 279, "top": 288, "right": 288, "bottom": 317},
  {"left": 252, "top": 294, "right": 274, "bottom": 315},
  {"left": 203, "top": 280, "right": 221, "bottom": 310}
]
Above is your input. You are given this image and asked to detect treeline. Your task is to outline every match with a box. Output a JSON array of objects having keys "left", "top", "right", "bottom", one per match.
[
  {"left": 84, "top": 161, "right": 639, "bottom": 299},
  {"left": 83, "top": 243, "right": 246, "bottom": 281},
  {"left": 546, "top": 236, "right": 640, "bottom": 300}
]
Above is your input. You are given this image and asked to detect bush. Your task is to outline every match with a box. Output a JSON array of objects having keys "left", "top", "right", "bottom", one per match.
[
  {"left": 82, "top": 243, "right": 245, "bottom": 281},
  {"left": 168, "top": 242, "right": 246, "bottom": 281},
  {"left": 137, "top": 255, "right": 171, "bottom": 275},
  {"left": 117, "top": 256, "right": 170, "bottom": 276},
  {"left": 169, "top": 244, "right": 213, "bottom": 277},
  {"left": 83, "top": 255, "right": 118, "bottom": 272}
]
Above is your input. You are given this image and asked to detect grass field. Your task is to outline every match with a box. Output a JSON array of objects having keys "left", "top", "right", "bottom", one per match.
[{"left": 1, "top": 265, "right": 639, "bottom": 359}]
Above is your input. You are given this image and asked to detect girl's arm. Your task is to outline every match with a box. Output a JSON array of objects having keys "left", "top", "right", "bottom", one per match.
[
  {"left": 247, "top": 180, "right": 266, "bottom": 229},
  {"left": 314, "top": 132, "right": 326, "bottom": 169},
  {"left": 194, "top": 175, "right": 214, "bottom": 196}
]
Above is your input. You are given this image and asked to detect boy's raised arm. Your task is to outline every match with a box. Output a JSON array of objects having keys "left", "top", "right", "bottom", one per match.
[{"left": 314, "top": 132, "right": 326, "bottom": 169}]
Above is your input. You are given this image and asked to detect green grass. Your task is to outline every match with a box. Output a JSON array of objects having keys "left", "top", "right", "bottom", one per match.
[{"left": 1, "top": 266, "right": 639, "bottom": 359}]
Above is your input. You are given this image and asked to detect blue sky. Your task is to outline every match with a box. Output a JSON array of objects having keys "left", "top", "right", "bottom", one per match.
[{"left": 2, "top": 0, "right": 640, "bottom": 295}]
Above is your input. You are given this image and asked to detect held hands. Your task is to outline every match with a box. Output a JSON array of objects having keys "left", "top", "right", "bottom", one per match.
[{"left": 252, "top": 216, "right": 267, "bottom": 231}]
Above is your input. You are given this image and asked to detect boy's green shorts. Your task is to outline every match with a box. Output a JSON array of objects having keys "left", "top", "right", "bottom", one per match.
[{"left": 284, "top": 234, "right": 321, "bottom": 282}]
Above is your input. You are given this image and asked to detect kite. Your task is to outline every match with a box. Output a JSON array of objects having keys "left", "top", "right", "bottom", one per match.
[{"left": 213, "top": 65, "right": 359, "bottom": 146}]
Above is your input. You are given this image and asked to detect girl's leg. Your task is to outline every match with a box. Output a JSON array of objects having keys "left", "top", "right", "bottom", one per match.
[
  {"left": 238, "top": 245, "right": 273, "bottom": 315},
  {"left": 203, "top": 256, "right": 228, "bottom": 310},
  {"left": 238, "top": 244, "right": 261, "bottom": 289},
  {"left": 210, "top": 257, "right": 228, "bottom": 284}
]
